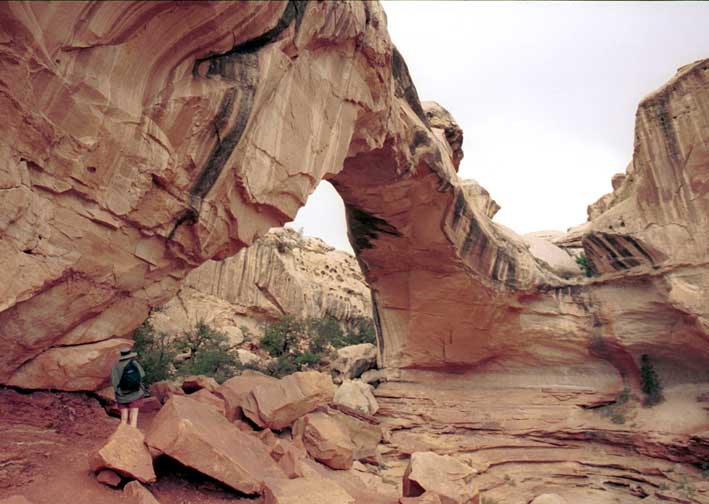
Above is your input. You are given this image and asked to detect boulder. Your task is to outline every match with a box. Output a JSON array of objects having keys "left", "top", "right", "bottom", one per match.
[
  {"left": 255, "top": 429, "right": 308, "bottom": 478},
  {"left": 293, "top": 411, "right": 354, "bottom": 470},
  {"left": 145, "top": 395, "right": 285, "bottom": 494},
  {"left": 181, "top": 375, "right": 219, "bottom": 394},
  {"left": 90, "top": 423, "right": 156, "bottom": 483},
  {"left": 150, "top": 380, "right": 184, "bottom": 404},
  {"left": 402, "top": 452, "right": 479, "bottom": 504},
  {"left": 263, "top": 476, "right": 355, "bottom": 504},
  {"left": 237, "top": 349, "right": 263, "bottom": 367},
  {"left": 96, "top": 469, "right": 122, "bottom": 487},
  {"left": 215, "top": 370, "right": 279, "bottom": 421},
  {"left": 530, "top": 494, "right": 568, "bottom": 504},
  {"left": 333, "top": 380, "right": 379, "bottom": 415},
  {"left": 189, "top": 388, "right": 226, "bottom": 415},
  {"left": 242, "top": 371, "right": 335, "bottom": 430},
  {"left": 328, "top": 408, "right": 381, "bottom": 463},
  {"left": 124, "top": 481, "right": 161, "bottom": 504},
  {"left": 332, "top": 344, "right": 378, "bottom": 380}
]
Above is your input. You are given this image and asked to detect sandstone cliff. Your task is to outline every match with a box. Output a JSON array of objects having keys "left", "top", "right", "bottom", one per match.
[
  {"left": 150, "top": 227, "right": 372, "bottom": 342},
  {"left": 0, "top": 0, "right": 706, "bottom": 399}
]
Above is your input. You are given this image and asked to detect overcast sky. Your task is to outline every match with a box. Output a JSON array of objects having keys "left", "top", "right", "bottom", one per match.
[{"left": 289, "top": 1, "right": 709, "bottom": 254}]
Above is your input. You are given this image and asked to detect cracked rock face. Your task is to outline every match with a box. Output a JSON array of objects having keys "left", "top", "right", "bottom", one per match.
[{"left": 0, "top": 3, "right": 707, "bottom": 405}]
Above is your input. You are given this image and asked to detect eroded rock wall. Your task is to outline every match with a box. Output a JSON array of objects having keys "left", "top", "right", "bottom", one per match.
[
  {"left": 0, "top": 1, "right": 707, "bottom": 399},
  {"left": 151, "top": 228, "right": 372, "bottom": 340}
]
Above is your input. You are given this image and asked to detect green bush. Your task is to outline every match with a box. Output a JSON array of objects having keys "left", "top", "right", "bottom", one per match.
[
  {"left": 132, "top": 317, "right": 241, "bottom": 385},
  {"left": 640, "top": 354, "right": 663, "bottom": 406},
  {"left": 261, "top": 315, "right": 306, "bottom": 357},
  {"left": 575, "top": 254, "right": 595, "bottom": 277},
  {"left": 132, "top": 316, "right": 176, "bottom": 385},
  {"left": 174, "top": 321, "right": 239, "bottom": 384}
]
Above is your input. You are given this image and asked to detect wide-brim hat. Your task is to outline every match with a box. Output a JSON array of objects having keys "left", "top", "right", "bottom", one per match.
[{"left": 119, "top": 348, "right": 138, "bottom": 359}]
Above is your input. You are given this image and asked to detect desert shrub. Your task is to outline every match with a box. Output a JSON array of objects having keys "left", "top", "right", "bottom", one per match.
[
  {"left": 132, "top": 315, "right": 176, "bottom": 385},
  {"left": 575, "top": 254, "right": 595, "bottom": 277},
  {"left": 342, "top": 316, "right": 377, "bottom": 347},
  {"left": 309, "top": 317, "right": 344, "bottom": 351},
  {"left": 132, "top": 318, "right": 241, "bottom": 385},
  {"left": 174, "top": 321, "right": 240, "bottom": 384},
  {"left": 640, "top": 354, "right": 663, "bottom": 406},
  {"left": 261, "top": 315, "right": 306, "bottom": 357}
]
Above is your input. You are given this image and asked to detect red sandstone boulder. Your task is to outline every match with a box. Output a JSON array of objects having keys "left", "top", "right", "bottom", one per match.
[
  {"left": 181, "top": 375, "right": 219, "bottom": 394},
  {"left": 145, "top": 395, "right": 285, "bottom": 494},
  {"left": 242, "top": 371, "right": 335, "bottom": 430},
  {"left": 96, "top": 469, "right": 122, "bottom": 487},
  {"left": 403, "top": 452, "right": 479, "bottom": 504},
  {"left": 263, "top": 476, "right": 355, "bottom": 504},
  {"left": 214, "top": 370, "right": 278, "bottom": 421},
  {"left": 90, "top": 423, "right": 156, "bottom": 483},
  {"left": 150, "top": 380, "right": 185, "bottom": 404},
  {"left": 124, "top": 481, "right": 161, "bottom": 504},
  {"left": 293, "top": 411, "right": 354, "bottom": 469},
  {"left": 189, "top": 388, "right": 226, "bottom": 415}
]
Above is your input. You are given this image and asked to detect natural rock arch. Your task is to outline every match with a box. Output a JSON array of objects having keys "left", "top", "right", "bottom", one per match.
[{"left": 0, "top": 2, "right": 707, "bottom": 391}]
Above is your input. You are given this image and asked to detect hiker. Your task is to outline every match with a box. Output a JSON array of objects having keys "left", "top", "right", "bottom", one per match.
[{"left": 110, "top": 348, "right": 147, "bottom": 428}]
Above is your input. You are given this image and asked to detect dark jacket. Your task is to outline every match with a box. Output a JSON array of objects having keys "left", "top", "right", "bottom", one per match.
[{"left": 110, "top": 357, "right": 146, "bottom": 404}]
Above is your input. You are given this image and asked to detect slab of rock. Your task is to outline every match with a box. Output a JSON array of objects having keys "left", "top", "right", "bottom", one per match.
[
  {"left": 293, "top": 411, "right": 355, "bottom": 470},
  {"left": 90, "top": 423, "right": 156, "bottom": 483},
  {"left": 403, "top": 452, "right": 479, "bottom": 504},
  {"left": 145, "top": 395, "right": 285, "bottom": 494},
  {"left": 329, "top": 408, "right": 381, "bottom": 463},
  {"left": 181, "top": 375, "right": 219, "bottom": 393},
  {"left": 530, "top": 495, "right": 568, "bottom": 504},
  {"left": 96, "top": 469, "right": 122, "bottom": 487},
  {"left": 263, "top": 476, "right": 355, "bottom": 504},
  {"left": 334, "top": 380, "right": 379, "bottom": 415},
  {"left": 124, "top": 481, "right": 160, "bottom": 504},
  {"left": 332, "top": 344, "right": 378, "bottom": 380},
  {"left": 242, "top": 371, "right": 335, "bottom": 430},
  {"left": 189, "top": 388, "right": 226, "bottom": 415},
  {"left": 215, "top": 370, "right": 279, "bottom": 421},
  {"left": 150, "top": 380, "right": 184, "bottom": 404}
]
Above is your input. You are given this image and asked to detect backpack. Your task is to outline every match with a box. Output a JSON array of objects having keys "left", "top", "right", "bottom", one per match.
[{"left": 118, "top": 360, "right": 141, "bottom": 393}]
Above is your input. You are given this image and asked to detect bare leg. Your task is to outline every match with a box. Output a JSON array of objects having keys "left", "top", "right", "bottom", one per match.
[
  {"left": 129, "top": 407, "right": 139, "bottom": 428},
  {"left": 120, "top": 408, "right": 128, "bottom": 424}
]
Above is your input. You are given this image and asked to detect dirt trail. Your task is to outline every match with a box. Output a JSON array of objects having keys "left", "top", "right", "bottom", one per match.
[{"left": 0, "top": 388, "right": 261, "bottom": 504}]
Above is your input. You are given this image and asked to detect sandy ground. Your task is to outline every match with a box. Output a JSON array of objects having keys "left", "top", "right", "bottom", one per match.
[{"left": 0, "top": 388, "right": 261, "bottom": 504}]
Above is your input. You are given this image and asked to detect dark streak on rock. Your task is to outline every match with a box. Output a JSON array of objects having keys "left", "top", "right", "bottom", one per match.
[
  {"left": 392, "top": 47, "right": 429, "bottom": 127},
  {"left": 371, "top": 290, "right": 385, "bottom": 359},
  {"left": 169, "top": 1, "right": 306, "bottom": 241},
  {"left": 346, "top": 205, "right": 401, "bottom": 253},
  {"left": 625, "top": 236, "right": 656, "bottom": 265},
  {"left": 452, "top": 191, "right": 466, "bottom": 228}
]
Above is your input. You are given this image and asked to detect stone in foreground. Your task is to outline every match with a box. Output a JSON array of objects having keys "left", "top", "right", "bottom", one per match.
[
  {"left": 332, "top": 344, "right": 378, "bottom": 380},
  {"left": 530, "top": 495, "right": 568, "bottom": 504},
  {"left": 263, "top": 476, "right": 355, "bottom": 504},
  {"left": 145, "top": 395, "right": 285, "bottom": 494},
  {"left": 403, "top": 452, "right": 479, "bottom": 504},
  {"left": 124, "top": 481, "right": 161, "bottom": 504},
  {"left": 215, "top": 370, "right": 278, "bottom": 422},
  {"left": 96, "top": 469, "right": 122, "bottom": 487},
  {"left": 90, "top": 423, "right": 156, "bottom": 483},
  {"left": 242, "top": 371, "right": 335, "bottom": 430},
  {"left": 293, "top": 411, "right": 355, "bottom": 470},
  {"left": 333, "top": 380, "right": 379, "bottom": 415}
]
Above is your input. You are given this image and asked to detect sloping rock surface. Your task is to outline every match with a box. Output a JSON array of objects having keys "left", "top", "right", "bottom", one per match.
[
  {"left": 89, "top": 423, "right": 156, "bottom": 484},
  {"left": 145, "top": 395, "right": 285, "bottom": 494},
  {"left": 241, "top": 371, "right": 335, "bottom": 430}
]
